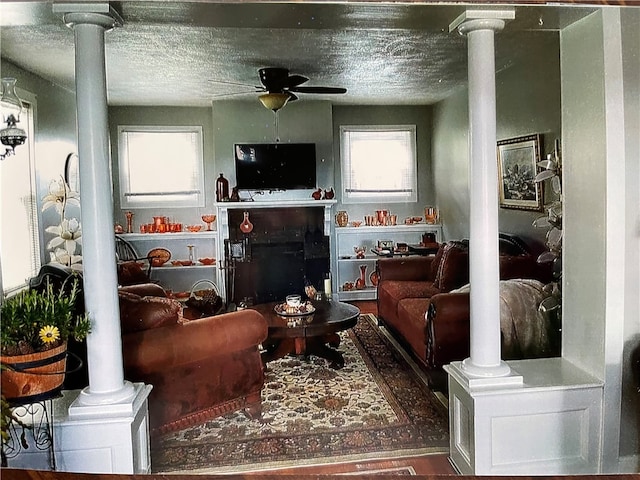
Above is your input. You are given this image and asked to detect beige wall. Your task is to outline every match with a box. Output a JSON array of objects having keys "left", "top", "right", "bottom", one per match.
[
  {"left": 562, "top": 8, "right": 640, "bottom": 469},
  {"left": 332, "top": 105, "right": 434, "bottom": 225},
  {"left": 431, "top": 31, "right": 561, "bottom": 252}
]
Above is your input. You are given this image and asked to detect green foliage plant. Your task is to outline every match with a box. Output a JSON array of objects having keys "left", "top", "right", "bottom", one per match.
[{"left": 1, "top": 276, "right": 90, "bottom": 356}]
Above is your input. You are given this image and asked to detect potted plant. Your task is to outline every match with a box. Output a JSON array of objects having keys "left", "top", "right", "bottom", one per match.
[
  {"left": 0, "top": 276, "right": 90, "bottom": 401},
  {"left": 533, "top": 140, "right": 563, "bottom": 345}
]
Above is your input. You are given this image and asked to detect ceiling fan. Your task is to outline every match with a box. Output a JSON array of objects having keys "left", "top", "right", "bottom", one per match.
[{"left": 212, "top": 67, "right": 347, "bottom": 112}]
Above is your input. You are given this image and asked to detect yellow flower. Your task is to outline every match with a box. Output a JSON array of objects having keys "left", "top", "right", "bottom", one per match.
[{"left": 39, "top": 325, "right": 61, "bottom": 344}]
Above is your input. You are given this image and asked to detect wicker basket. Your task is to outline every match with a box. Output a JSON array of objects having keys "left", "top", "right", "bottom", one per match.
[{"left": 186, "top": 279, "right": 224, "bottom": 316}]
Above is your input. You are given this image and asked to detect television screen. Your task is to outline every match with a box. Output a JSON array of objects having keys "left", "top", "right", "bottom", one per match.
[{"left": 234, "top": 143, "right": 316, "bottom": 191}]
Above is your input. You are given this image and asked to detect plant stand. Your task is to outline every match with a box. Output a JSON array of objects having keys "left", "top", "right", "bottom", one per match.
[{"left": 3, "top": 396, "right": 58, "bottom": 470}]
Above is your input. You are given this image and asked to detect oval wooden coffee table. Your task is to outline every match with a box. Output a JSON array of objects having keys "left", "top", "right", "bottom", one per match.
[{"left": 251, "top": 300, "right": 360, "bottom": 369}]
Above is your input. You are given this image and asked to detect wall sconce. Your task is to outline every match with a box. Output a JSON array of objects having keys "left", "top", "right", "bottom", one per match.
[{"left": 0, "top": 77, "right": 27, "bottom": 161}]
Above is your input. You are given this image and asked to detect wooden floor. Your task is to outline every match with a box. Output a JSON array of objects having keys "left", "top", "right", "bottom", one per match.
[
  {"left": 252, "top": 299, "right": 457, "bottom": 476},
  {"left": 246, "top": 453, "right": 456, "bottom": 475}
]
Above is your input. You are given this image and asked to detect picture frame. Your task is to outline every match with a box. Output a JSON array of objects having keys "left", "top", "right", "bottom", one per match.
[{"left": 497, "top": 134, "right": 543, "bottom": 211}]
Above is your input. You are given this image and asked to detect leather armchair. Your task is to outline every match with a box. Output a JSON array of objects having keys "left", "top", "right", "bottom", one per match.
[{"left": 119, "top": 284, "right": 268, "bottom": 436}]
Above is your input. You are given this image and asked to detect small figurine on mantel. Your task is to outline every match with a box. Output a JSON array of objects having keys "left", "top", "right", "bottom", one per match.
[
  {"left": 230, "top": 186, "right": 240, "bottom": 202},
  {"left": 323, "top": 188, "right": 335, "bottom": 200},
  {"left": 312, "top": 188, "right": 322, "bottom": 200}
]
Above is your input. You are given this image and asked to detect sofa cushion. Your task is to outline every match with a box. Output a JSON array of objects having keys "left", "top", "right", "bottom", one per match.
[
  {"left": 396, "top": 297, "right": 432, "bottom": 363},
  {"left": 119, "top": 290, "right": 184, "bottom": 334},
  {"left": 433, "top": 241, "right": 469, "bottom": 292},
  {"left": 379, "top": 280, "right": 441, "bottom": 305},
  {"left": 117, "top": 261, "right": 149, "bottom": 286}
]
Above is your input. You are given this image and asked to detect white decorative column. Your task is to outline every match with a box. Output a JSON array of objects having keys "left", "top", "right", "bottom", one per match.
[
  {"left": 48, "top": 3, "right": 151, "bottom": 473},
  {"left": 442, "top": 11, "right": 604, "bottom": 475},
  {"left": 452, "top": 9, "right": 515, "bottom": 379}
]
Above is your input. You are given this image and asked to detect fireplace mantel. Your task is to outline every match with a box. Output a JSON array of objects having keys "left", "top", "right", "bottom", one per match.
[{"left": 216, "top": 200, "right": 337, "bottom": 239}]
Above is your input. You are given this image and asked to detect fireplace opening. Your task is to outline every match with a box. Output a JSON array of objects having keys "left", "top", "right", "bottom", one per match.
[
  {"left": 226, "top": 207, "right": 330, "bottom": 305},
  {"left": 234, "top": 242, "right": 305, "bottom": 304}
]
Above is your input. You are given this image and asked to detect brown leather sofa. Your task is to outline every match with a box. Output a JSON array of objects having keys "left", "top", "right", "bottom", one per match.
[
  {"left": 119, "top": 283, "right": 268, "bottom": 436},
  {"left": 376, "top": 237, "right": 553, "bottom": 390}
]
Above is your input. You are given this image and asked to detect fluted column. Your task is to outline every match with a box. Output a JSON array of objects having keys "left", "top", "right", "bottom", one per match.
[
  {"left": 56, "top": 3, "right": 135, "bottom": 404},
  {"left": 451, "top": 10, "right": 514, "bottom": 377}
]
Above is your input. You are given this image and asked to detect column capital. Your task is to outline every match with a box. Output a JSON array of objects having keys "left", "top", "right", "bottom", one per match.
[
  {"left": 449, "top": 9, "right": 514, "bottom": 35},
  {"left": 53, "top": 2, "right": 123, "bottom": 30}
]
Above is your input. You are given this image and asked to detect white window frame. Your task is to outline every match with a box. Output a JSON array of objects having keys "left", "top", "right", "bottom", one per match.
[
  {"left": 118, "top": 125, "right": 205, "bottom": 209},
  {"left": 1, "top": 92, "right": 41, "bottom": 295},
  {"left": 340, "top": 125, "right": 417, "bottom": 204}
]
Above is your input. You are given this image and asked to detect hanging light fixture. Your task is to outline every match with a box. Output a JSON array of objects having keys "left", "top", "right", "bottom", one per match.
[
  {"left": 259, "top": 92, "right": 290, "bottom": 112},
  {"left": 0, "top": 78, "right": 27, "bottom": 161}
]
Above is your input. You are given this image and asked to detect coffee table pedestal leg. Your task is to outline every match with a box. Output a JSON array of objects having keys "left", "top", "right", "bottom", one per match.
[{"left": 262, "top": 335, "right": 345, "bottom": 369}]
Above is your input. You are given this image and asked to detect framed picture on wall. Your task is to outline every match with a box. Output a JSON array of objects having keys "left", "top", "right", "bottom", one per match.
[{"left": 497, "top": 134, "right": 543, "bottom": 211}]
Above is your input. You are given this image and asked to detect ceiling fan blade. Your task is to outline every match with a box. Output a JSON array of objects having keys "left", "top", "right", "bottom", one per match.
[
  {"left": 258, "top": 67, "right": 290, "bottom": 91},
  {"left": 283, "top": 74, "right": 309, "bottom": 88},
  {"left": 289, "top": 86, "right": 347, "bottom": 94},
  {"left": 210, "top": 90, "right": 259, "bottom": 99},
  {"left": 208, "top": 79, "right": 262, "bottom": 90}
]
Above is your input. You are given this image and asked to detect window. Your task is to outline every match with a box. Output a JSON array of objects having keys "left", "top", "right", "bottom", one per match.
[
  {"left": 340, "top": 125, "right": 417, "bottom": 204},
  {"left": 118, "top": 125, "right": 205, "bottom": 208},
  {"left": 1, "top": 98, "right": 40, "bottom": 294}
]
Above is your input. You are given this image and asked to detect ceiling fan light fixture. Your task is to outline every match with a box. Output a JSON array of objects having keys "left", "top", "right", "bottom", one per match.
[{"left": 259, "top": 92, "right": 290, "bottom": 112}]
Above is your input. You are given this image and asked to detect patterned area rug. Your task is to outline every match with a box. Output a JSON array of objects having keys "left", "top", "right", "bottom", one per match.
[{"left": 151, "top": 314, "right": 449, "bottom": 474}]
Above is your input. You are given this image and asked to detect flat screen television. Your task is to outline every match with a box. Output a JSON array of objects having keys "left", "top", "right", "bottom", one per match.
[{"left": 234, "top": 143, "right": 316, "bottom": 191}]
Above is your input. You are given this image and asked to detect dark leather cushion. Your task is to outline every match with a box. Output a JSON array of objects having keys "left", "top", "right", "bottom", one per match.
[
  {"left": 117, "top": 261, "right": 149, "bottom": 286},
  {"left": 433, "top": 241, "right": 469, "bottom": 292},
  {"left": 429, "top": 245, "right": 446, "bottom": 279},
  {"left": 119, "top": 290, "right": 183, "bottom": 333}
]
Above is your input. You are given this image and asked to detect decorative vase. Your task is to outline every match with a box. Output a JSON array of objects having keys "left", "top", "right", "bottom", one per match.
[
  {"left": 355, "top": 264, "right": 367, "bottom": 290},
  {"left": 240, "top": 211, "right": 253, "bottom": 234},
  {"left": 216, "top": 173, "right": 229, "bottom": 202},
  {"left": 335, "top": 210, "right": 348, "bottom": 227},
  {"left": 369, "top": 269, "right": 379, "bottom": 287},
  {"left": 312, "top": 188, "right": 322, "bottom": 200},
  {"left": 323, "top": 188, "right": 335, "bottom": 200},
  {"left": 0, "top": 342, "right": 67, "bottom": 401},
  {"left": 125, "top": 211, "right": 134, "bottom": 233}
]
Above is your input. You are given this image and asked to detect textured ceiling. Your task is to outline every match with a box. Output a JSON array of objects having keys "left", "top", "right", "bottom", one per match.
[{"left": 0, "top": 1, "right": 599, "bottom": 107}]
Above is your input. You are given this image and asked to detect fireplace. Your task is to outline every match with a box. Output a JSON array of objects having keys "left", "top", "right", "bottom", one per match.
[{"left": 224, "top": 206, "right": 330, "bottom": 304}]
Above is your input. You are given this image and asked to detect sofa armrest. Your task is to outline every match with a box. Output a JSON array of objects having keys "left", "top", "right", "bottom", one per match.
[
  {"left": 123, "top": 309, "right": 268, "bottom": 374},
  {"left": 426, "top": 292, "right": 471, "bottom": 368},
  {"left": 119, "top": 283, "right": 167, "bottom": 298},
  {"left": 377, "top": 256, "right": 436, "bottom": 282}
]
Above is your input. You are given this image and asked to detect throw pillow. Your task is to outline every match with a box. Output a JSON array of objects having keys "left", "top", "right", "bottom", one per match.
[
  {"left": 119, "top": 290, "right": 184, "bottom": 334},
  {"left": 433, "top": 241, "right": 469, "bottom": 292},
  {"left": 117, "top": 261, "right": 149, "bottom": 286}
]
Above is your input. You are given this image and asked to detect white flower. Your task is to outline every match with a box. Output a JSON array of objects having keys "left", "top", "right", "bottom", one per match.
[
  {"left": 46, "top": 217, "right": 82, "bottom": 255},
  {"left": 49, "top": 247, "right": 83, "bottom": 271},
  {"left": 42, "top": 178, "right": 80, "bottom": 214}
]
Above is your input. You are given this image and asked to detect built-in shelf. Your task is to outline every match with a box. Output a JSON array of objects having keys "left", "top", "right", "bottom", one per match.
[
  {"left": 118, "top": 232, "right": 218, "bottom": 293},
  {"left": 333, "top": 223, "right": 443, "bottom": 301},
  {"left": 153, "top": 264, "right": 217, "bottom": 271},
  {"left": 118, "top": 231, "right": 217, "bottom": 240}
]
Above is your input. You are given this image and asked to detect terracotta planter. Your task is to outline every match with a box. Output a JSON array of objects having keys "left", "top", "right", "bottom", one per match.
[{"left": 1, "top": 342, "right": 67, "bottom": 401}]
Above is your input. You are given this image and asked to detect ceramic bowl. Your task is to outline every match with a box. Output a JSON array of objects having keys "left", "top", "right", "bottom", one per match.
[{"left": 186, "top": 225, "right": 202, "bottom": 232}]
